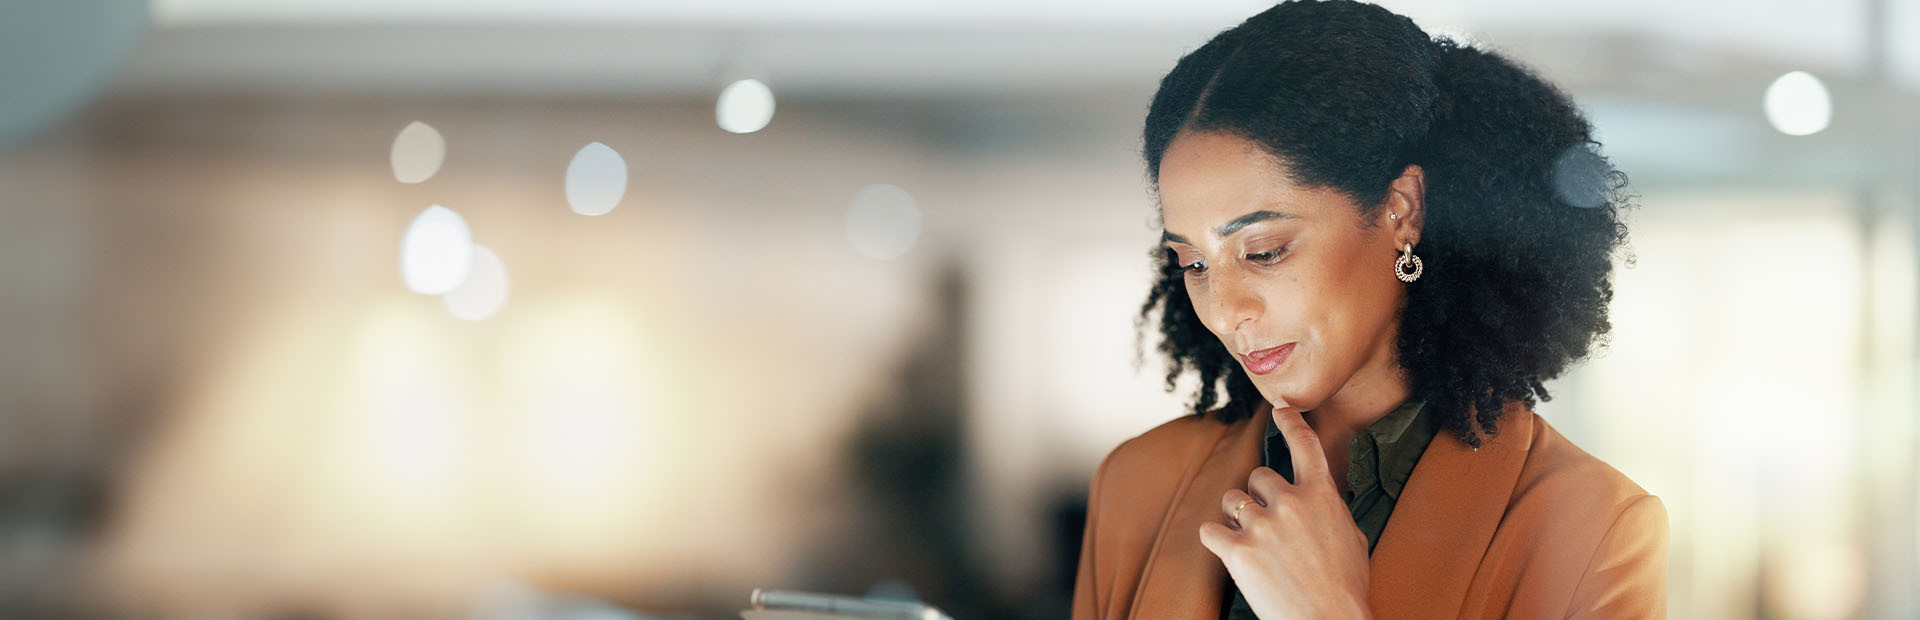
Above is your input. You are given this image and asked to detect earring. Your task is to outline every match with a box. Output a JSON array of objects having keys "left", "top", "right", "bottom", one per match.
[
  {"left": 1388, "top": 213, "right": 1399, "bottom": 220},
  {"left": 1395, "top": 242, "right": 1423, "bottom": 283}
]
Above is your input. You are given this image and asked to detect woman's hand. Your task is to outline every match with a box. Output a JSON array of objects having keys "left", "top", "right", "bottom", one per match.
[{"left": 1198, "top": 405, "right": 1374, "bottom": 620}]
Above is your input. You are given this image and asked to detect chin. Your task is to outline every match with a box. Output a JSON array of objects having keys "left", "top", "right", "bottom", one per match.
[
  {"left": 1253, "top": 379, "right": 1321, "bottom": 412},
  {"left": 1259, "top": 370, "right": 1344, "bottom": 413}
]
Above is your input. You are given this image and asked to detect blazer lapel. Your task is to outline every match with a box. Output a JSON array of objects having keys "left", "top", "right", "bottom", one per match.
[
  {"left": 1367, "top": 402, "right": 1533, "bottom": 618},
  {"left": 1126, "top": 401, "right": 1533, "bottom": 620},
  {"left": 1128, "top": 408, "right": 1267, "bottom": 620}
]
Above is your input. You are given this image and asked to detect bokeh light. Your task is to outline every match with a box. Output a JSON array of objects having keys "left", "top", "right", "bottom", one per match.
[
  {"left": 844, "top": 183, "right": 922, "bottom": 260},
  {"left": 1763, "top": 70, "right": 1831, "bottom": 136},
  {"left": 400, "top": 204, "right": 474, "bottom": 295},
  {"left": 565, "top": 141, "right": 627, "bottom": 216},
  {"left": 11, "top": 3, "right": 1920, "bottom": 619},
  {"left": 716, "top": 78, "right": 776, "bottom": 134},
  {"left": 1551, "top": 141, "right": 1612, "bottom": 209},
  {"left": 442, "top": 245, "right": 508, "bottom": 321},
  {"left": 390, "top": 121, "right": 446, "bottom": 184}
]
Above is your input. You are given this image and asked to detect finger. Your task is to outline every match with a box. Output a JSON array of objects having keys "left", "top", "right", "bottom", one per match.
[
  {"left": 1198, "top": 520, "right": 1239, "bottom": 559},
  {"left": 1272, "top": 405, "right": 1331, "bottom": 485},
  {"left": 1247, "top": 465, "right": 1288, "bottom": 500},
  {"left": 1220, "top": 487, "right": 1260, "bottom": 523}
]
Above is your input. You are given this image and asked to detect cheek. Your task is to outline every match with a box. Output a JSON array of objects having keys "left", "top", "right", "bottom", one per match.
[
  {"left": 1317, "top": 258, "right": 1402, "bottom": 361},
  {"left": 1295, "top": 251, "right": 1393, "bottom": 365}
]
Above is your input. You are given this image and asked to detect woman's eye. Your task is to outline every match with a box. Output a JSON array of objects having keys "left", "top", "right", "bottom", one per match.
[
  {"left": 1180, "top": 260, "right": 1207, "bottom": 275},
  {"left": 1247, "top": 246, "right": 1285, "bottom": 264}
]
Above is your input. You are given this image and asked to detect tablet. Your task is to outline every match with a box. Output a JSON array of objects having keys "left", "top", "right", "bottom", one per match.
[{"left": 741, "top": 588, "right": 954, "bottom": 620}]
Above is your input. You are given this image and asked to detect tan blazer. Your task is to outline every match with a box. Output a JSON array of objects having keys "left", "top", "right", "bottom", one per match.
[{"left": 1072, "top": 400, "right": 1668, "bottom": 619}]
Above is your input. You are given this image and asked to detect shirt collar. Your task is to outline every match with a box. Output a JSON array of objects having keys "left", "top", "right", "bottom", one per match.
[{"left": 1262, "top": 395, "right": 1433, "bottom": 501}]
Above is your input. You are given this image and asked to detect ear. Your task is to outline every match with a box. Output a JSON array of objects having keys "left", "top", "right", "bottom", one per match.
[{"left": 1383, "top": 164, "right": 1426, "bottom": 248}]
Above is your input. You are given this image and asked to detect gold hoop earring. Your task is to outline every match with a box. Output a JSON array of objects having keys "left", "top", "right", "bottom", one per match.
[{"left": 1395, "top": 243, "right": 1422, "bottom": 283}]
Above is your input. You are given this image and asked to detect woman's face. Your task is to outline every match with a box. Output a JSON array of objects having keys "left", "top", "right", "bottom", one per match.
[{"left": 1156, "top": 130, "right": 1424, "bottom": 412}]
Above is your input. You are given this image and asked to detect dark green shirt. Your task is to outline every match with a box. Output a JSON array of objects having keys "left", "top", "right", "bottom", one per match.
[{"left": 1221, "top": 397, "right": 1435, "bottom": 620}]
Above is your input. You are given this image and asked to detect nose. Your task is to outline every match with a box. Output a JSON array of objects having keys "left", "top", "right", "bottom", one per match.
[{"left": 1205, "top": 268, "right": 1265, "bottom": 345}]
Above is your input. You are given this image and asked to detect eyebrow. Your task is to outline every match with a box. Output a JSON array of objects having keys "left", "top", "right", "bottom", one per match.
[{"left": 1161, "top": 210, "right": 1297, "bottom": 245}]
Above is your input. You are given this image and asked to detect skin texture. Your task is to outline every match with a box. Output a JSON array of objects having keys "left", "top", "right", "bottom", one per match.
[{"left": 1157, "top": 129, "right": 1428, "bottom": 619}]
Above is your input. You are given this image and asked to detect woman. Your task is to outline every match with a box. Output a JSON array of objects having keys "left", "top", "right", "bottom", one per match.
[{"left": 1071, "top": 1, "right": 1667, "bottom": 619}]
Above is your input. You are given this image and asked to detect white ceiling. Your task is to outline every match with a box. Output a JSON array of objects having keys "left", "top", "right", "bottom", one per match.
[
  {"left": 115, "top": 0, "right": 1920, "bottom": 100},
  {"left": 144, "top": 0, "right": 1907, "bottom": 83},
  {"left": 150, "top": 0, "right": 1273, "bottom": 26},
  {"left": 86, "top": 0, "right": 1920, "bottom": 188}
]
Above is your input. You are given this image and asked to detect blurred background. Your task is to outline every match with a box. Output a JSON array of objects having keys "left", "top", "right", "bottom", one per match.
[{"left": 0, "top": 0, "right": 1916, "bottom": 618}]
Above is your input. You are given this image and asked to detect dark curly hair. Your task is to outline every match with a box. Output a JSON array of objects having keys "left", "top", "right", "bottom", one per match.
[{"left": 1134, "top": 0, "right": 1635, "bottom": 448}]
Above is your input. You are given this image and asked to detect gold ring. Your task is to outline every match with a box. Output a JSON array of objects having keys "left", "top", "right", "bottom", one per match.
[{"left": 1232, "top": 498, "right": 1255, "bottom": 524}]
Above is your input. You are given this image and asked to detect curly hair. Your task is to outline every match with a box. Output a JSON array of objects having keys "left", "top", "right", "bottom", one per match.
[{"left": 1134, "top": 0, "right": 1635, "bottom": 448}]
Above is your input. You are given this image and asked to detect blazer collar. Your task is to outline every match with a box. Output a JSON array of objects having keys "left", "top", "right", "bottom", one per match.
[{"left": 1128, "top": 401, "right": 1533, "bottom": 620}]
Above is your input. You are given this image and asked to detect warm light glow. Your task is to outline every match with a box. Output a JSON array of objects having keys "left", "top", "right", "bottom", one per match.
[
  {"left": 716, "top": 78, "right": 775, "bottom": 134},
  {"left": 390, "top": 120, "right": 445, "bottom": 183},
  {"left": 498, "top": 299, "right": 658, "bottom": 498},
  {"left": 338, "top": 302, "right": 472, "bottom": 497},
  {"left": 1570, "top": 190, "right": 1863, "bottom": 618},
  {"left": 1766, "top": 538, "right": 1867, "bottom": 620},
  {"left": 400, "top": 204, "right": 474, "bottom": 295},
  {"left": 442, "top": 244, "right": 509, "bottom": 320}
]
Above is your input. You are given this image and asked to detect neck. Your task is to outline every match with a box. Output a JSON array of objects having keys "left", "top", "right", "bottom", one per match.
[{"left": 1296, "top": 352, "right": 1412, "bottom": 446}]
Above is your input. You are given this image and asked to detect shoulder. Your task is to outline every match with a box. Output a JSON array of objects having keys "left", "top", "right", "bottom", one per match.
[
  {"left": 1102, "top": 412, "right": 1228, "bottom": 468},
  {"left": 1511, "top": 410, "right": 1657, "bottom": 516},
  {"left": 1501, "top": 409, "right": 1669, "bottom": 583},
  {"left": 1074, "top": 412, "right": 1240, "bottom": 620},
  {"left": 1091, "top": 412, "right": 1233, "bottom": 498},
  {"left": 1504, "top": 410, "right": 1670, "bottom": 614}
]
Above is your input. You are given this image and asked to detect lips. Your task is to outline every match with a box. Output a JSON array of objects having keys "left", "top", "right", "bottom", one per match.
[{"left": 1241, "top": 343, "right": 1294, "bottom": 376}]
